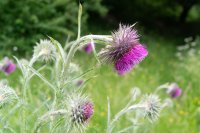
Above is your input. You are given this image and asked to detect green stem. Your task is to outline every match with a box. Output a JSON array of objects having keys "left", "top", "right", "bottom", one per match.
[
  {"left": 107, "top": 105, "right": 143, "bottom": 133},
  {"left": 77, "top": 4, "right": 82, "bottom": 40},
  {"left": 34, "top": 110, "right": 68, "bottom": 133},
  {"left": 65, "top": 35, "right": 112, "bottom": 72},
  {"left": 21, "top": 79, "right": 28, "bottom": 133}
]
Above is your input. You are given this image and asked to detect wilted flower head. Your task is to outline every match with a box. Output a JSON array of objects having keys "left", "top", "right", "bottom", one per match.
[
  {"left": 98, "top": 24, "right": 148, "bottom": 75},
  {"left": 140, "top": 94, "right": 161, "bottom": 122},
  {"left": 167, "top": 83, "right": 182, "bottom": 98},
  {"left": 66, "top": 93, "right": 94, "bottom": 127},
  {"left": 0, "top": 83, "right": 18, "bottom": 107},
  {"left": 33, "top": 39, "right": 57, "bottom": 62},
  {"left": 0, "top": 57, "right": 16, "bottom": 75},
  {"left": 83, "top": 42, "right": 94, "bottom": 54}
]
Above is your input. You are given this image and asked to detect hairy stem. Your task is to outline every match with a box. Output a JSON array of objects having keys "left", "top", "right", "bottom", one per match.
[
  {"left": 21, "top": 79, "right": 28, "bottom": 133},
  {"left": 77, "top": 4, "right": 82, "bottom": 40},
  {"left": 34, "top": 110, "right": 68, "bottom": 133},
  {"left": 107, "top": 104, "right": 143, "bottom": 133}
]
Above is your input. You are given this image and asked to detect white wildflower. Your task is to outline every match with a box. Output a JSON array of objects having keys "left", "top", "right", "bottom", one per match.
[
  {"left": 191, "top": 42, "right": 196, "bottom": 47},
  {"left": 187, "top": 48, "right": 196, "bottom": 57},
  {"left": 175, "top": 52, "right": 183, "bottom": 60},
  {"left": 184, "top": 37, "right": 192, "bottom": 43}
]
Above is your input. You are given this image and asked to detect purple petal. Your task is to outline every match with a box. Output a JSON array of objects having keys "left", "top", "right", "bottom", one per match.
[
  {"left": 82, "top": 102, "right": 94, "bottom": 121},
  {"left": 84, "top": 42, "right": 94, "bottom": 54},
  {"left": 170, "top": 87, "right": 182, "bottom": 98},
  {"left": 1, "top": 60, "right": 16, "bottom": 75},
  {"left": 115, "top": 44, "right": 148, "bottom": 75}
]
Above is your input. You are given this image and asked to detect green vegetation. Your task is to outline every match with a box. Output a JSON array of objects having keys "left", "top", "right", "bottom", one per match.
[
  {"left": 1, "top": 27, "right": 199, "bottom": 132},
  {"left": 0, "top": 0, "right": 200, "bottom": 132},
  {"left": 0, "top": 0, "right": 107, "bottom": 56}
]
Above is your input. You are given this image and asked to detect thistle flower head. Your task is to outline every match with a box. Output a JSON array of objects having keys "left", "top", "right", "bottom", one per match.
[
  {"left": 140, "top": 94, "right": 161, "bottom": 122},
  {"left": 66, "top": 93, "right": 94, "bottom": 128},
  {"left": 114, "top": 44, "right": 148, "bottom": 75},
  {"left": 98, "top": 24, "right": 148, "bottom": 75},
  {"left": 113, "top": 24, "right": 139, "bottom": 47},
  {"left": 33, "top": 39, "right": 57, "bottom": 62},
  {"left": 167, "top": 83, "right": 182, "bottom": 98},
  {"left": 0, "top": 57, "right": 16, "bottom": 75},
  {"left": 0, "top": 83, "right": 18, "bottom": 107},
  {"left": 83, "top": 42, "right": 94, "bottom": 54}
]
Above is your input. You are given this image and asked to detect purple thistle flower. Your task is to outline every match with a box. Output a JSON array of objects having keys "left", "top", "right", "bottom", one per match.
[
  {"left": 83, "top": 42, "right": 94, "bottom": 54},
  {"left": 98, "top": 24, "right": 148, "bottom": 75},
  {"left": 81, "top": 102, "right": 94, "bottom": 121},
  {"left": 71, "top": 101, "right": 94, "bottom": 123},
  {"left": 0, "top": 58, "right": 16, "bottom": 75},
  {"left": 115, "top": 44, "right": 148, "bottom": 75},
  {"left": 167, "top": 83, "right": 182, "bottom": 98}
]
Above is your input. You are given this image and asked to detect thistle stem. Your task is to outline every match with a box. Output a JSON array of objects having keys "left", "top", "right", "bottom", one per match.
[
  {"left": 21, "top": 79, "right": 28, "bottom": 133},
  {"left": 107, "top": 104, "right": 143, "bottom": 133},
  {"left": 65, "top": 35, "right": 112, "bottom": 73},
  {"left": 77, "top": 4, "right": 82, "bottom": 40},
  {"left": 154, "top": 83, "right": 169, "bottom": 94},
  {"left": 34, "top": 110, "right": 68, "bottom": 133}
]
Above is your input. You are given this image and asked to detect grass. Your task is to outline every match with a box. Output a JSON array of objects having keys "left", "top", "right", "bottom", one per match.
[{"left": 0, "top": 26, "right": 200, "bottom": 133}]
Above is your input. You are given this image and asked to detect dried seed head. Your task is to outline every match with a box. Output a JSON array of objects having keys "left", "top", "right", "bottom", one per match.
[
  {"left": 33, "top": 39, "right": 57, "bottom": 62},
  {"left": 0, "top": 84, "right": 18, "bottom": 107},
  {"left": 141, "top": 94, "right": 161, "bottom": 122}
]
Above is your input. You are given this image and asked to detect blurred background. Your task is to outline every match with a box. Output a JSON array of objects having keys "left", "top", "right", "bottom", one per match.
[
  {"left": 0, "top": 0, "right": 200, "bottom": 56},
  {"left": 0, "top": 0, "right": 200, "bottom": 132}
]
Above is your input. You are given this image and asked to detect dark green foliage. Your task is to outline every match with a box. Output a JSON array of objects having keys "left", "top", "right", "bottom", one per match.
[
  {"left": 0, "top": 0, "right": 107, "bottom": 56},
  {"left": 104, "top": 0, "right": 200, "bottom": 23}
]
